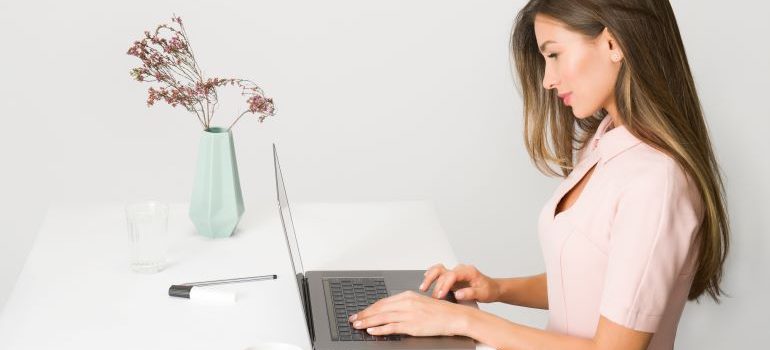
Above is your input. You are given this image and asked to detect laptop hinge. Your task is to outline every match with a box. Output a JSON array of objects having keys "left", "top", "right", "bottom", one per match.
[{"left": 301, "top": 276, "right": 315, "bottom": 342}]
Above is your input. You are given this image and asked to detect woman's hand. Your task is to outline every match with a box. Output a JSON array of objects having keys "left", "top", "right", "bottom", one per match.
[
  {"left": 420, "top": 263, "right": 500, "bottom": 303},
  {"left": 348, "top": 290, "right": 473, "bottom": 337}
]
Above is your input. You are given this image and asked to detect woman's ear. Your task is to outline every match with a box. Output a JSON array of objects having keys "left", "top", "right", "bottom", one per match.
[{"left": 602, "top": 27, "right": 624, "bottom": 62}]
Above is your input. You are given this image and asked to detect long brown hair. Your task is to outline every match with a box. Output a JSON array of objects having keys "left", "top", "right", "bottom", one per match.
[{"left": 511, "top": 0, "right": 729, "bottom": 302}]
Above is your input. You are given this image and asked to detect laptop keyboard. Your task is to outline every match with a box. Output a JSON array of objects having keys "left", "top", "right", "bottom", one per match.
[{"left": 326, "top": 278, "right": 402, "bottom": 341}]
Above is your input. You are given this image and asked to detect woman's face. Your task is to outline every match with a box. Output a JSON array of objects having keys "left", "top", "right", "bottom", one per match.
[{"left": 533, "top": 14, "right": 623, "bottom": 118}]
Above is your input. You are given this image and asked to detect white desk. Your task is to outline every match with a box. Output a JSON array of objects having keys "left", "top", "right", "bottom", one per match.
[{"left": 0, "top": 201, "right": 493, "bottom": 350}]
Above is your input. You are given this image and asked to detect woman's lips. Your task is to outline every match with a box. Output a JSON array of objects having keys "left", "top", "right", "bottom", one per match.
[{"left": 559, "top": 92, "right": 573, "bottom": 106}]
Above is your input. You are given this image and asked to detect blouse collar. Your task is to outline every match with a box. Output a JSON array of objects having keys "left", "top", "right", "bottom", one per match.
[{"left": 590, "top": 115, "right": 642, "bottom": 165}]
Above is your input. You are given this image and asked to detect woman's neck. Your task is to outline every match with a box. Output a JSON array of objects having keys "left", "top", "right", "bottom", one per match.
[{"left": 604, "top": 103, "right": 622, "bottom": 131}]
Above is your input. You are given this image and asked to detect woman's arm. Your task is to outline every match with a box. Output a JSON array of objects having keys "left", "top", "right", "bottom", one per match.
[
  {"left": 463, "top": 308, "right": 652, "bottom": 350},
  {"left": 494, "top": 273, "right": 548, "bottom": 309},
  {"left": 351, "top": 289, "right": 651, "bottom": 350}
]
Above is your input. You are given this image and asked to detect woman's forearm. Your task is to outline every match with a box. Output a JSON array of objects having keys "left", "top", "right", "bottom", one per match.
[
  {"left": 494, "top": 273, "right": 548, "bottom": 309},
  {"left": 461, "top": 307, "right": 594, "bottom": 350}
]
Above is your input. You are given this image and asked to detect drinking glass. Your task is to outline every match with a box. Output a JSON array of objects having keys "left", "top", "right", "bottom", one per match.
[{"left": 125, "top": 201, "right": 169, "bottom": 273}]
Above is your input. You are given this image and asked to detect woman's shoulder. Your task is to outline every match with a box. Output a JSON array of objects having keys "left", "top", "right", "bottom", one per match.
[
  {"left": 617, "top": 142, "right": 687, "bottom": 182},
  {"left": 610, "top": 142, "right": 702, "bottom": 212}
]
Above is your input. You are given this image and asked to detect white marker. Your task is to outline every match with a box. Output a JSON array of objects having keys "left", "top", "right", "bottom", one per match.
[{"left": 168, "top": 274, "right": 277, "bottom": 304}]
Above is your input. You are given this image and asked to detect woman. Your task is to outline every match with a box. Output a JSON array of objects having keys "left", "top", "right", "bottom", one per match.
[{"left": 348, "top": 0, "right": 730, "bottom": 349}]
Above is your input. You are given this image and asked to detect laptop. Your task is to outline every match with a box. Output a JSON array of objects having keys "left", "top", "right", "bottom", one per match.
[{"left": 272, "top": 144, "right": 476, "bottom": 350}]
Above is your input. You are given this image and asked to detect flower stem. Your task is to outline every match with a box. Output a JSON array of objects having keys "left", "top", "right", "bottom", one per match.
[{"left": 227, "top": 111, "right": 249, "bottom": 131}]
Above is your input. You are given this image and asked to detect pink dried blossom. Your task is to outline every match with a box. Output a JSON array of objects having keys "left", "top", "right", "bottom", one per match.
[
  {"left": 247, "top": 95, "right": 275, "bottom": 115},
  {"left": 127, "top": 15, "right": 275, "bottom": 131}
]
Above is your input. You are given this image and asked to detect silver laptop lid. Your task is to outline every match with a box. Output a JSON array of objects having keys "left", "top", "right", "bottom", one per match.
[
  {"left": 274, "top": 144, "right": 315, "bottom": 341},
  {"left": 273, "top": 144, "right": 306, "bottom": 277}
]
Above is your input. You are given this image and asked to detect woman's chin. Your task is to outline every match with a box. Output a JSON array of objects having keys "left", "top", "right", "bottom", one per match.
[{"left": 570, "top": 107, "right": 592, "bottom": 119}]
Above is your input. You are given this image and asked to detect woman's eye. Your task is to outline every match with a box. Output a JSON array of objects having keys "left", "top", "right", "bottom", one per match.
[{"left": 547, "top": 53, "right": 558, "bottom": 59}]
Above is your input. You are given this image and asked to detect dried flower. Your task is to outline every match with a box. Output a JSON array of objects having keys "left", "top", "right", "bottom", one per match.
[{"left": 127, "top": 15, "right": 275, "bottom": 131}]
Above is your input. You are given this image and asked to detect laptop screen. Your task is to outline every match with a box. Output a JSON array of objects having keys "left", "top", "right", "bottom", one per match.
[
  {"left": 273, "top": 144, "right": 306, "bottom": 277},
  {"left": 273, "top": 144, "right": 315, "bottom": 340}
]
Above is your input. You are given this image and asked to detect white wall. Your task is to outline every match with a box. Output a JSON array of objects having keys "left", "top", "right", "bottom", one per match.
[{"left": 0, "top": 0, "right": 767, "bottom": 348}]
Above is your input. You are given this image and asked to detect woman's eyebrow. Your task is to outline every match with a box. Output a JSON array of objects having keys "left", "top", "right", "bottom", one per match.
[{"left": 539, "top": 40, "right": 556, "bottom": 52}]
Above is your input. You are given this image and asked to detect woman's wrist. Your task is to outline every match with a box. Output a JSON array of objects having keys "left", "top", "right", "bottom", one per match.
[
  {"left": 455, "top": 304, "right": 507, "bottom": 343},
  {"left": 489, "top": 277, "right": 504, "bottom": 303},
  {"left": 494, "top": 277, "right": 517, "bottom": 304},
  {"left": 452, "top": 304, "right": 483, "bottom": 337}
]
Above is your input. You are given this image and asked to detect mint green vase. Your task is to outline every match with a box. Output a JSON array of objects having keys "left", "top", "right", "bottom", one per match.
[{"left": 189, "top": 127, "right": 245, "bottom": 238}]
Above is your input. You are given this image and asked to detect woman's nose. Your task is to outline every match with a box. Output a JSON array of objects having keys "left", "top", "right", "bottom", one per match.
[{"left": 542, "top": 66, "right": 559, "bottom": 90}]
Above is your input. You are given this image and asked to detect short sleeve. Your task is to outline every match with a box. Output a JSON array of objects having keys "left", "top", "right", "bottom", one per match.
[{"left": 599, "top": 161, "right": 703, "bottom": 333}]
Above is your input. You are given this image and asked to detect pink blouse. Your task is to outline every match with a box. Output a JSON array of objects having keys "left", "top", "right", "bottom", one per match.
[{"left": 537, "top": 115, "right": 704, "bottom": 350}]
